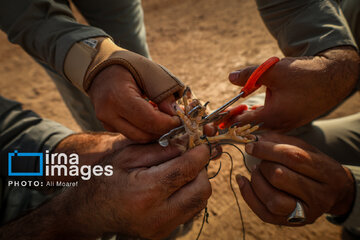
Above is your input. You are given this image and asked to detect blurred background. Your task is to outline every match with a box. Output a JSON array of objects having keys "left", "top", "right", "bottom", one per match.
[{"left": 1, "top": 0, "right": 358, "bottom": 239}]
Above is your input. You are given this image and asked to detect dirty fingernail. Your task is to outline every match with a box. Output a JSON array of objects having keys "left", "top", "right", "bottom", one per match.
[
  {"left": 245, "top": 143, "right": 254, "bottom": 154},
  {"left": 236, "top": 174, "right": 244, "bottom": 188},
  {"left": 229, "top": 71, "right": 241, "bottom": 82}
]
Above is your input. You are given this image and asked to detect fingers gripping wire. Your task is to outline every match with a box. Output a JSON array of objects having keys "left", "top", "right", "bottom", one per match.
[
  {"left": 196, "top": 135, "right": 247, "bottom": 240},
  {"left": 201, "top": 134, "right": 222, "bottom": 179}
]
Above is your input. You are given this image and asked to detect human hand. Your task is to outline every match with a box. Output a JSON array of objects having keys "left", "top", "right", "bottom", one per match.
[
  {"left": 62, "top": 142, "right": 211, "bottom": 239},
  {"left": 236, "top": 132, "right": 355, "bottom": 226},
  {"left": 228, "top": 46, "right": 359, "bottom": 131},
  {"left": 88, "top": 65, "right": 181, "bottom": 143},
  {"left": 2, "top": 134, "right": 211, "bottom": 240},
  {"left": 50, "top": 132, "right": 131, "bottom": 182}
]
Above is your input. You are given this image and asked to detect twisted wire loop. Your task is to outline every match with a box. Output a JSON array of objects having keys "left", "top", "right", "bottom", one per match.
[{"left": 196, "top": 136, "right": 246, "bottom": 240}]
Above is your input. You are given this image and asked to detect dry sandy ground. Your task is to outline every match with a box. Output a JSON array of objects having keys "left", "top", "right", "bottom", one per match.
[{"left": 0, "top": 0, "right": 359, "bottom": 239}]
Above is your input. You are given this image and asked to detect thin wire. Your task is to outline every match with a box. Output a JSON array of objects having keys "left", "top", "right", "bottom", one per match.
[
  {"left": 200, "top": 135, "right": 212, "bottom": 164},
  {"left": 195, "top": 207, "right": 209, "bottom": 240},
  {"left": 195, "top": 137, "right": 247, "bottom": 240},
  {"left": 195, "top": 136, "right": 213, "bottom": 240},
  {"left": 216, "top": 142, "right": 246, "bottom": 240},
  {"left": 208, "top": 161, "right": 221, "bottom": 180},
  {"left": 222, "top": 151, "right": 246, "bottom": 240}
]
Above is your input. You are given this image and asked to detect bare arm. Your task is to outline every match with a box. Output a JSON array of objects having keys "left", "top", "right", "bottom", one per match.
[
  {"left": 1, "top": 135, "right": 212, "bottom": 239},
  {"left": 228, "top": 46, "right": 360, "bottom": 131}
]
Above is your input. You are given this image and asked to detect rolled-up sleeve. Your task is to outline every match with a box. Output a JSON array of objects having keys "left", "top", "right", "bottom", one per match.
[
  {"left": 255, "top": 0, "right": 358, "bottom": 56},
  {"left": 0, "top": 0, "right": 109, "bottom": 79},
  {"left": 0, "top": 96, "right": 73, "bottom": 177}
]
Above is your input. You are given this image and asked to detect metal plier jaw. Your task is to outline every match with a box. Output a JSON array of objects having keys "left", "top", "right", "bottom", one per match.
[{"left": 158, "top": 57, "right": 280, "bottom": 147}]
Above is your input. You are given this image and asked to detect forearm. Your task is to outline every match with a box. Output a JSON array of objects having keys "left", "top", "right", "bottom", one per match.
[
  {"left": 255, "top": 0, "right": 357, "bottom": 56},
  {"left": 316, "top": 46, "right": 360, "bottom": 102},
  {"left": 0, "top": 188, "right": 101, "bottom": 240}
]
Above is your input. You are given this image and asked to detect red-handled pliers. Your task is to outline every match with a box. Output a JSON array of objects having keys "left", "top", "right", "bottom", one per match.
[
  {"left": 216, "top": 104, "right": 248, "bottom": 129},
  {"left": 202, "top": 56, "right": 280, "bottom": 125},
  {"left": 158, "top": 57, "right": 279, "bottom": 147}
]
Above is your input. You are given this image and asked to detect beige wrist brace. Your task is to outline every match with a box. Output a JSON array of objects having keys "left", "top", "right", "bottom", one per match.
[{"left": 64, "top": 37, "right": 184, "bottom": 103}]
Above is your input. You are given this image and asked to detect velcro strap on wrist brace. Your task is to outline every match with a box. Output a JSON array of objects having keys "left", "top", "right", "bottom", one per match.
[{"left": 64, "top": 37, "right": 184, "bottom": 103}]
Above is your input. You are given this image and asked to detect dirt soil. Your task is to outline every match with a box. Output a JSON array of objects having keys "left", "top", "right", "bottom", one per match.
[{"left": 0, "top": 0, "right": 359, "bottom": 239}]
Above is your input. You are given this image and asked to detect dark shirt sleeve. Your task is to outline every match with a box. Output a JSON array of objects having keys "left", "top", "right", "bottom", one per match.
[
  {"left": 0, "top": 0, "right": 110, "bottom": 79},
  {"left": 327, "top": 165, "right": 360, "bottom": 231},
  {"left": 255, "top": 0, "right": 358, "bottom": 56},
  {"left": 0, "top": 96, "right": 73, "bottom": 177}
]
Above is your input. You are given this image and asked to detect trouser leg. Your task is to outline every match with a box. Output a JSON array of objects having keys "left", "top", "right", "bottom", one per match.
[{"left": 295, "top": 113, "right": 360, "bottom": 165}]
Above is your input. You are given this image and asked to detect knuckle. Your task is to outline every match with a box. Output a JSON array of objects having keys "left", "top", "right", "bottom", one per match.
[
  {"left": 267, "top": 165, "right": 285, "bottom": 187},
  {"left": 95, "top": 108, "right": 107, "bottom": 122},
  {"left": 128, "top": 174, "right": 158, "bottom": 208},
  {"left": 160, "top": 167, "right": 182, "bottom": 190},
  {"left": 266, "top": 197, "right": 287, "bottom": 215},
  {"left": 185, "top": 194, "right": 208, "bottom": 211},
  {"left": 185, "top": 165, "right": 199, "bottom": 182},
  {"left": 175, "top": 188, "right": 209, "bottom": 213},
  {"left": 136, "top": 189, "right": 158, "bottom": 210},
  {"left": 147, "top": 182, "right": 163, "bottom": 198},
  {"left": 283, "top": 147, "right": 310, "bottom": 164},
  {"left": 131, "top": 193, "right": 152, "bottom": 211},
  {"left": 182, "top": 156, "right": 202, "bottom": 180}
]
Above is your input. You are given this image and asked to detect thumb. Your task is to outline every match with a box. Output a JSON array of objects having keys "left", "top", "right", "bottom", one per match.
[
  {"left": 157, "top": 94, "right": 178, "bottom": 116},
  {"left": 229, "top": 66, "right": 258, "bottom": 86}
]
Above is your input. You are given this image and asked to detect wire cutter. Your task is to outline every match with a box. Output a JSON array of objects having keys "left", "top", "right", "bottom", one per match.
[{"left": 158, "top": 56, "right": 280, "bottom": 147}]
